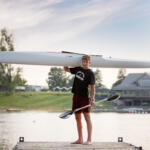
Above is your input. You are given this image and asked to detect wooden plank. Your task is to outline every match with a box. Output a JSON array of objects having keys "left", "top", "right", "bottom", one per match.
[{"left": 13, "top": 142, "right": 137, "bottom": 150}]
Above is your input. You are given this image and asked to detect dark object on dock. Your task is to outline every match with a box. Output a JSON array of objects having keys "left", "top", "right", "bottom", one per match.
[
  {"left": 13, "top": 141, "right": 141, "bottom": 150},
  {"left": 6, "top": 108, "right": 23, "bottom": 112},
  {"left": 19, "top": 137, "right": 24, "bottom": 142},
  {"left": 135, "top": 146, "right": 143, "bottom": 150},
  {"left": 118, "top": 137, "right": 123, "bottom": 142}
]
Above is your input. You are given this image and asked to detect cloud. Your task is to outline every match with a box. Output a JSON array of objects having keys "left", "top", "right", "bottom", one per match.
[
  {"left": 1, "top": 0, "right": 149, "bottom": 49},
  {"left": 0, "top": 0, "right": 65, "bottom": 30},
  {"left": 44, "top": 0, "right": 132, "bottom": 40},
  {"left": 0, "top": 0, "right": 133, "bottom": 50}
]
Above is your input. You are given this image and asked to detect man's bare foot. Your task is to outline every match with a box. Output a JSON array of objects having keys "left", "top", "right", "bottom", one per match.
[
  {"left": 83, "top": 141, "right": 92, "bottom": 145},
  {"left": 71, "top": 139, "right": 83, "bottom": 144}
]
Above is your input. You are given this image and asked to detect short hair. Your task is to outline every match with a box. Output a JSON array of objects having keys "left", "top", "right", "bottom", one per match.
[{"left": 82, "top": 55, "right": 91, "bottom": 62}]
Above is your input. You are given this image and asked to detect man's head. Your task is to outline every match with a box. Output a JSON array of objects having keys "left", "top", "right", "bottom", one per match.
[{"left": 81, "top": 55, "right": 91, "bottom": 69}]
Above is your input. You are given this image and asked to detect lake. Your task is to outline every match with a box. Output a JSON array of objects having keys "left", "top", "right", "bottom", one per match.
[{"left": 0, "top": 111, "right": 150, "bottom": 150}]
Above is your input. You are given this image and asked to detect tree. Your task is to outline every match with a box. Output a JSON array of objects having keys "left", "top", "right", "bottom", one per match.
[
  {"left": 0, "top": 28, "right": 27, "bottom": 93},
  {"left": 112, "top": 68, "right": 126, "bottom": 88},
  {"left": 0, "top": 28, "right": 14, "bottom": 52},
  {"left": 67, "top": 75, "right": 74, "bottom": 87},
  {"left": 47, "top": 67, "right": 67, "bottom": 90},
  {"left": 47, "top": 67, "right": 106, "bottom": 91},
  {"left": 13, "top": 67, "right": 27, "bottom": 87},
  {"left": 117, "top": 68, "right": 126, "bottom": 80},
  {"left": 94, "top": 69, "right": 104, "bottom": 89}
]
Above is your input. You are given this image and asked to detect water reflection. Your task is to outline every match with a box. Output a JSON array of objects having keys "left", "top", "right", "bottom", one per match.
[{"left": 0, "top": 111, "right": 150, "bottom": 150}]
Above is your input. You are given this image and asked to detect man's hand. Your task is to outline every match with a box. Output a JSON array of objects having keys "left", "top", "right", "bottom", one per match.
[
  {"left": 64, "top": 66, "right": 70, "bottom": 72},
  {"left": 90, "top": 98, "right": 95, "bottom": 106}
]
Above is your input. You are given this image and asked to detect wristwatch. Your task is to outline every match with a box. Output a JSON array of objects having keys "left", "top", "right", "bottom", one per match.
[{"left": 90, "top": 98, "right": 95, "bottom": 102}]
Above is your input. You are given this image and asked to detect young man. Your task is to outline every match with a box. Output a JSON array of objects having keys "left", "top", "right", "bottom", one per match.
[{"left": 64, "top": 55, "right": 95, "bottom": 145}]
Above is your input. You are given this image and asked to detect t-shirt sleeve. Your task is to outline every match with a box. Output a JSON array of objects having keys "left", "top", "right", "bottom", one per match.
[
  {"left": 70, "top": 67, "right": 80, "bottom": 74},
  {"left": 89, "top": 71, "right": 95, "bottom": 84}
]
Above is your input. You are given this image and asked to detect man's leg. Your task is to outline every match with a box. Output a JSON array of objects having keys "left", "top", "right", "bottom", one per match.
[
  {"left": 71, "top": 113, "right": 83, "bottom": 144},
  {"left": 83, "top": 112, "right": 92, "bottom": 145}
]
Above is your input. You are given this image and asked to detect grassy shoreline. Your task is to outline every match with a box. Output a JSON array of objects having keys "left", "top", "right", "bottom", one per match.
[
  {"left": 0, "top": 91, "right": 72, "bottom": 110},
  {"left": 0, "top": 91, "right": 113, "bottom": 111}
]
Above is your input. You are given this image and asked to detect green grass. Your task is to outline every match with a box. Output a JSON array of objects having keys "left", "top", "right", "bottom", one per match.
[
  {"left": 0, "top": 91, "right": 113, "bottom": 110},
  {"left": 0, "top": 91, "right": 72, "bottom": 110}
]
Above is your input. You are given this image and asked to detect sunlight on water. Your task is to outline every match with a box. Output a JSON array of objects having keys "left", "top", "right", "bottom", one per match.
[{"left": 0, "top": 111, "right": 150, "bottom": 150}]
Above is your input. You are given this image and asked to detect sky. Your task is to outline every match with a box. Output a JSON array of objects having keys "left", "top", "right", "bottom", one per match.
[{"left": 0, "top": 0, "right": 150, "bottom": 88}]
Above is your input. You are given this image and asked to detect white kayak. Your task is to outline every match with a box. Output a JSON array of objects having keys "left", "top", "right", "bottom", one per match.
[{"left": 0, "top": 51, "right": 150, "bottom": 68}]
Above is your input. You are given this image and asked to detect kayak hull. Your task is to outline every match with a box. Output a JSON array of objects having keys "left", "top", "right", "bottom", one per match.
[{"left": 0, "top": 51, "right": 150, "bottom": 68}]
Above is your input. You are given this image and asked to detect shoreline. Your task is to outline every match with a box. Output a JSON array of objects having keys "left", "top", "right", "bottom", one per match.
[{"left": 0, "top": 107, "right": 150, "bottom": 114}]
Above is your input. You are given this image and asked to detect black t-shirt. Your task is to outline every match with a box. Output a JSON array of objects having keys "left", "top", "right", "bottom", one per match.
[{"left": 70, "top": 67, "right": 95, "bottom": 97}]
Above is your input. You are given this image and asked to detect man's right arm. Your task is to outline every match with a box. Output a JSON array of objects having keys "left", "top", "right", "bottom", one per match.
[{"left": 64, "top": 66, "right": 70, "bottom": 73}]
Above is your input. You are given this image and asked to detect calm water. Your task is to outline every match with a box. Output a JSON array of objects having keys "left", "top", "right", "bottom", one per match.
[{"left": 0, "top": 111, "right": 150, "bottom": 150}]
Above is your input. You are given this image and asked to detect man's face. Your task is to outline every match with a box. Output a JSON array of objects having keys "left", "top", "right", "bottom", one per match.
[{"left": 82, "top": 59, "right": 90, "bottom": 68}]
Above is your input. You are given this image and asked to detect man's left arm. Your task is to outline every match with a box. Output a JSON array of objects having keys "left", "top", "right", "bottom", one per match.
[{"left": 90, "top": 84, "right": 95, "bottom": 106}]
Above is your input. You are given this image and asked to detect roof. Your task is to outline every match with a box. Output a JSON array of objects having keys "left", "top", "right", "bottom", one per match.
[{"left": 112, "top": 73, "right": 150, "bottom": 90}]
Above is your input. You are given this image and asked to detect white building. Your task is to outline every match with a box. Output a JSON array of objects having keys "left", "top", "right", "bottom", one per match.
[
  {"left": 53, "top": 86, "right": 72, "bottom": 91},
  {"left": 16, "top": 86, "right": 26, "bottom": 91},
  {"left": 112, "top": 73, "right": 150, "bottom": 107},
  {"left": 27, "top": 85, "right": 42, "bottom": 92}
]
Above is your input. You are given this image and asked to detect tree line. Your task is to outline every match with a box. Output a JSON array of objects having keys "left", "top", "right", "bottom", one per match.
[
  {"left": 0, "top": 28, "right": 126, "bottom": 94},
  {"left": 0, "top": 29, "right": 27, "bottom": 94},
  {"left": 46, "top": 67, "right": 126, "bottom": 91},
  {"left": 47, "top": 67, "right": 105, "bottom": 91}
]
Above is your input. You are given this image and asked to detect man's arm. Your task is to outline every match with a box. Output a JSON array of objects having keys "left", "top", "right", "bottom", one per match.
[
  {"left": 90, "top": 84, "right": 95, "bottom": 106},
  {"left": 64, "top": 66, "right": 70, "bottom": 73}
]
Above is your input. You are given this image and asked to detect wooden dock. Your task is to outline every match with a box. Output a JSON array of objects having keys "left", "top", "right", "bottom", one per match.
[{"left": 13, "top": 142, "right": 142, "bottom": 150}]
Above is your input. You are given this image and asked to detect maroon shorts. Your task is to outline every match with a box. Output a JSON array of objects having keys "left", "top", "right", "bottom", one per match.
[{"left": 72, "top": 94, "right": 91, "bottom": 113}]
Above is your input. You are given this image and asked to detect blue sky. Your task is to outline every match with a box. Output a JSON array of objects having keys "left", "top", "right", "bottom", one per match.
[{"left": 0, "top": 0, "right": 150, "bottom": 88}]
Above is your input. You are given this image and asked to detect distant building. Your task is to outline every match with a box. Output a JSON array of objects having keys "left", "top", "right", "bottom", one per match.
[
  {"left": 53, "top": 86, "right": 72, "bottom": 92},
  {"left": 27, "top": 85, "right": 42, "bottom": 92},
  {"left": 40, "top": 86, "right": 49, "bottom": 91},
  {"left": 112, "top": 73, "right": 150, "bottom": 107},
  {"left": 95, "top": 88, "right": 110, "bottom": 99},
  {"left": 16, "top": 86, "right": 26, "bottom": 91},
  {"left": 96, "top": 88, "right": 110, "bottom": 93}
]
